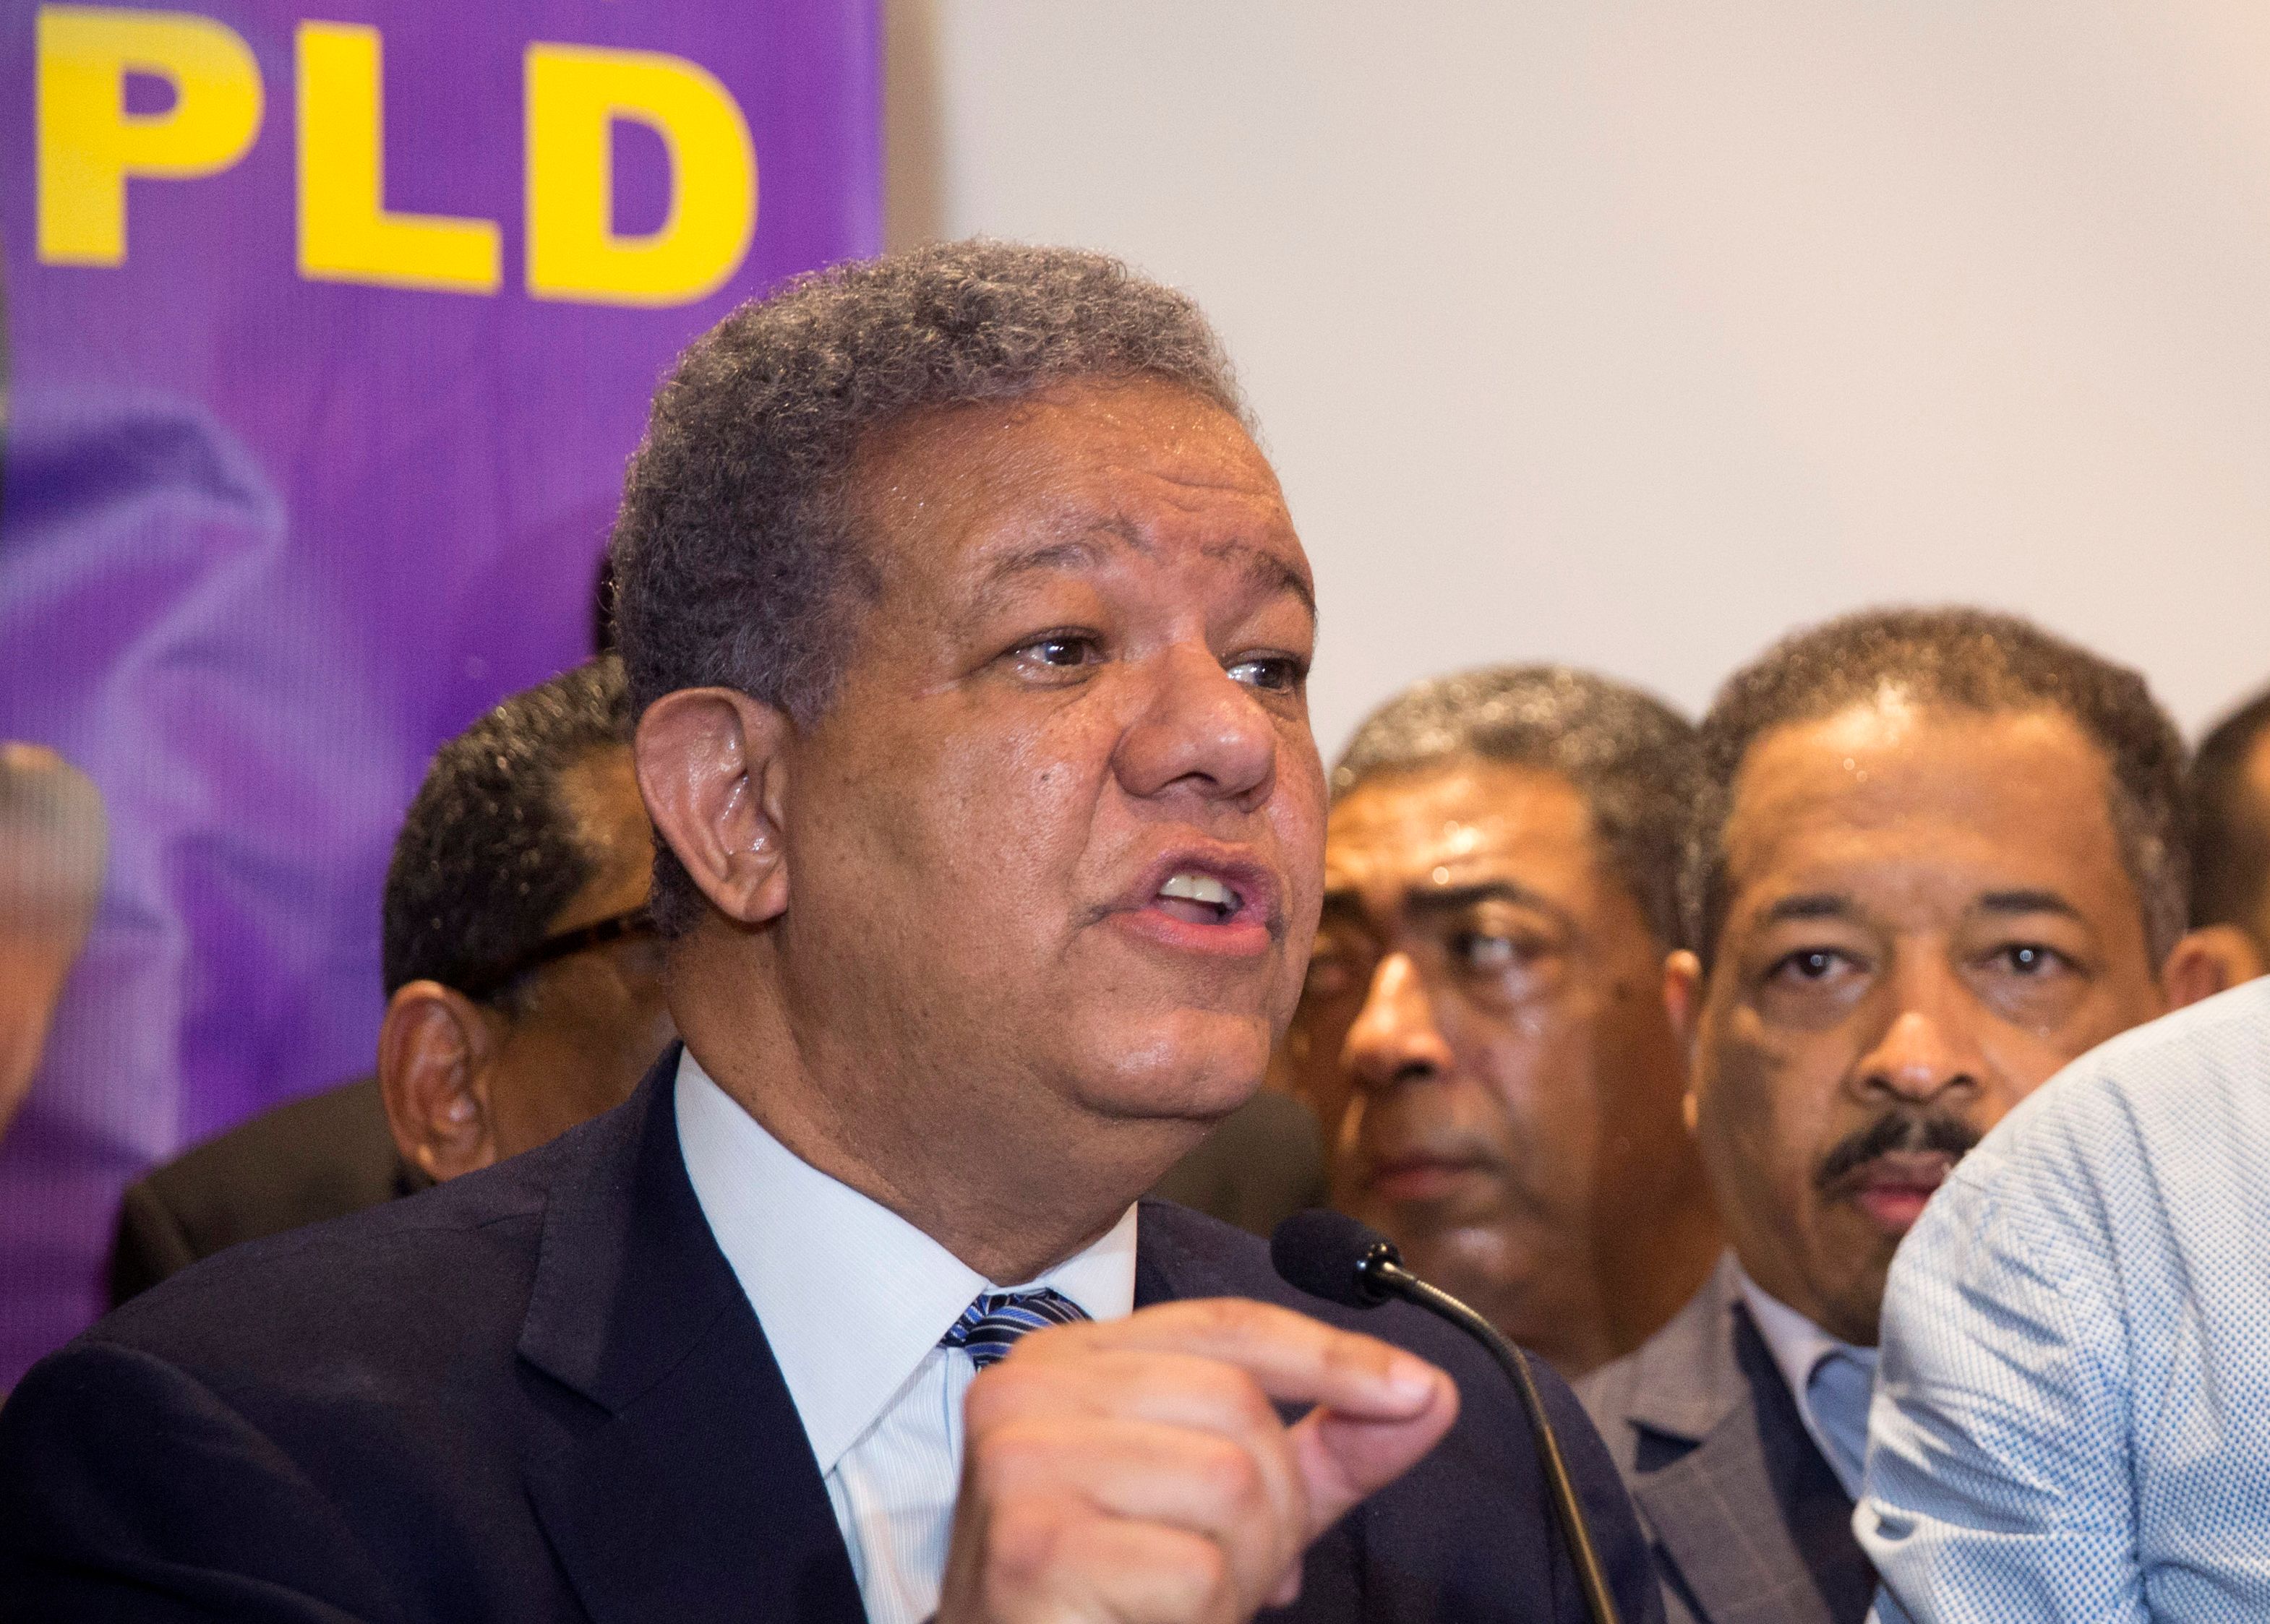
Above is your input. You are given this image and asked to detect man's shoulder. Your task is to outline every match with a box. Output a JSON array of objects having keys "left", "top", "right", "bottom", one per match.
[
  {"left": 85, "top": 1112, "right": 596, "bottom": 1390},
  {"left": 1575, "top": 1258, "right": 1748, "bottom": 1475},
  {"left": 111, "top": 1076, "right": 414, "bottom": 1291}
]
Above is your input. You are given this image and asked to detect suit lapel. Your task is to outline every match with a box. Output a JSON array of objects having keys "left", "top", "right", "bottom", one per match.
[
  {"left": 517, "top": 1047, "right": 865, "bottom": 1624},
  {"left": 1622, "top": 1263, "right": 1868, "bottom": 1624}
]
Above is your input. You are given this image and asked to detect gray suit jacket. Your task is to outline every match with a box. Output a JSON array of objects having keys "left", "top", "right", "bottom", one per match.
[{"left": 1574, "top": 1255, "right": 1875, "bottom": 1624}]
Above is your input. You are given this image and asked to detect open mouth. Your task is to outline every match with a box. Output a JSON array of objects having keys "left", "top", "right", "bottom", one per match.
[
  {"left": 1110, "top": 849, "right": 1278, "bottom": 958},
  {"left": 1152, "top": 870, "right": 1243, "bottom": 925}
]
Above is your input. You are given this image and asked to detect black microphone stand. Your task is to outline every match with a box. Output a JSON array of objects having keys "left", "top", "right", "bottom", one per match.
[{"left": 1350, "top": 1240, "right": 1622, "bottom": 1624}]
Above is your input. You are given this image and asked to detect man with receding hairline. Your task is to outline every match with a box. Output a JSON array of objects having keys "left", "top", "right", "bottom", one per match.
[
  {"left": 0, "top": 242, "right": 1655, "bottom": 1624},
  {"left": 1288, "top": 666, "right": 1722, "bottom": 1378},
  {"left": 1577, "top": 607, "right": 2225, "bottom": 1624}
]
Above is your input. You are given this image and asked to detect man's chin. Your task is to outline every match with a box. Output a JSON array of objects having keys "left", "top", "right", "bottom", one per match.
[{"left": 1061, "top": 1009, "right": 1273, "bottom": 1124}]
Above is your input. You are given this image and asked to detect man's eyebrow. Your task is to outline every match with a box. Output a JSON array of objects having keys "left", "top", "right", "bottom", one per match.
[
  {"left": 969, "top": 522, "right": 1314, "bottom": 619},
  {"left": 1760, "top": 893, "right": 1856, "bottom": 926},
  {"left": 1976, "top": 888, "right": 2083, "bottom": 921},
  {"left": 1204, "top": 539, "right": 1315, "bottom": 615},
  {"left": 978, "top": 520, "right": 1149, "bottom": 588},
  {"left": 1405, "top": 880, "right": 1565, "bottom": 922}
]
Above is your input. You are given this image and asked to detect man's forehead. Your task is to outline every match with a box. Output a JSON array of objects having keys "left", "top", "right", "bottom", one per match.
[
  {"left": 969, "top": 511, "right": 1313, "bottom": 616},
  {"left": 857, "top": 382, "right": 1304, "bottom": 597},
  {"left": 1324, "top": 762, "right": 1593, "bottom": 891},
  {"left": 1720, "top": 710, "right": 2135, "bottom": 929},
  {"left": 1728, "top": 705, "right": 2114, "bottom": 846}
]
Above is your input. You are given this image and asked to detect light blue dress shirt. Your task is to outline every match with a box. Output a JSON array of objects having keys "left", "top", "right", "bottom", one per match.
[
  {"left": 1858, "top": 978, "right": 2270, "bottom": 1623},
  {"left": 1735, "top": 1266, "right": 1878, "bottom": 1499}
]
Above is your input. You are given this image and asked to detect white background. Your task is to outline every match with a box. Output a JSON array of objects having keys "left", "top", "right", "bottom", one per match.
[{"left": 883, "top": 1, "right": 2270, "bottom": 756}]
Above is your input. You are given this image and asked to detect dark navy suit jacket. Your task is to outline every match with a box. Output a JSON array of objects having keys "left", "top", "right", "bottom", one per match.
[{"left": 0, "top": 1050, "right": 1661, "bottom": 1623}]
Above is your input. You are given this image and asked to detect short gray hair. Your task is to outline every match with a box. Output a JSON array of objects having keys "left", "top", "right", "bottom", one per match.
[
  {"left": 609, "top": 239, "right": 1249, "bottom": 932},
  {"left": 1333, "top": 666, "right": 1700, "bottom": 948}
]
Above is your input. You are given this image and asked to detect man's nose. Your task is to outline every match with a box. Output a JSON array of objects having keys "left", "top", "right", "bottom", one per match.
[
  {"left": 1851, "top": 963, "right": 1985, "bottom": 1107},
  {"left": 1112, "top": 643, "right": 1278, "bottom": 809},
  {"left": 1343, "top": 953, "right": 1454, "bottom": 1094}
]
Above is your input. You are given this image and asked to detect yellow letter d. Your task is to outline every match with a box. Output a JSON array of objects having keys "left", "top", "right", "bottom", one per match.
[{"left": 526, "top": 44, "right": 757, "bottom": 308}]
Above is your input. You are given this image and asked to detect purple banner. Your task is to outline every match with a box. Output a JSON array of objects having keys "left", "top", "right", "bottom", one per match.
[{"left": 0, "top": 0, "right": 878, "bottom": 1383}]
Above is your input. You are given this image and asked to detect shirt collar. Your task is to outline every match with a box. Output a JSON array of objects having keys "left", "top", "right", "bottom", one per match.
[
  {"left": 1733, "top": 1262, "right": 1875, "bottom": 1396},
  {"left": 673, "top": 1047, "right": 1139, "bottom": 1474}
]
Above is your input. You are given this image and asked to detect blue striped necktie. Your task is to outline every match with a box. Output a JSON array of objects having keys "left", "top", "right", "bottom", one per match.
[{"left": 939, "top": 1287, "right": 1092, "bottom": 1369}]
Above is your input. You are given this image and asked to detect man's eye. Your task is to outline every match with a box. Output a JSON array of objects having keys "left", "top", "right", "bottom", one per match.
[
  {"left": 1015, "top": 634, "right": 1100, "bottom": 670},
  {"left": 1226, "top": 653, "right": 1306, "bottom": 693},
  {"left": 1770, "top": 948, "right": 1853, "bottom": 984},
  {"left": 1452, "top": 932, "right": 1523, "bottom": 972},
  {"left": 1991, "top": 943, "right": 2068, "bottom": 977}
]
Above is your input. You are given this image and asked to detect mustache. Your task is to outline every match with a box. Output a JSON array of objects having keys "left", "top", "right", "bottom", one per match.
[{"left": 1813, "top": 1109, "right": 1982, "bottom": 1192}]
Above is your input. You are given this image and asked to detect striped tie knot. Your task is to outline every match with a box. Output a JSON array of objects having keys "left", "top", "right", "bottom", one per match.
[{"left": 939, "top": 1286, "right": 1092, "bottom": 1369}]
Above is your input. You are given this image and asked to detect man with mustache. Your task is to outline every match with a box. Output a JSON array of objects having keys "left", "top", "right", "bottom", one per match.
[
  {"left": 1576, "top": 607, "right": 2227, "bottom": 1624},
  {"left": 0, "top": 243, "right": 1657, "bottom": 1623}
]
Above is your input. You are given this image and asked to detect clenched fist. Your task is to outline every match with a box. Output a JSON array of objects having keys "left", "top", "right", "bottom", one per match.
[{"left": 935, "top": 1297, "right": 1459, "bottom": 1624}]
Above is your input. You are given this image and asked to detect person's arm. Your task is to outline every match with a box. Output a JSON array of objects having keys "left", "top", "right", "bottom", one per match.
[
  {"left": 0, "top": 1339, "right": 401, "bottom": 1623},
  {"left": 1857, "top": 1091, "right": 2143, "bottom": 1624}
]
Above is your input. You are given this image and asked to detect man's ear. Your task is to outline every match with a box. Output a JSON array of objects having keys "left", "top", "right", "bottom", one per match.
[
  {"left": 1663, "top": 949, "right": 1705, "bottom": 1135},
  {"left": 635, "top": 687, "right": 792, "bottom": 927},
  {"left": 377, "top": 981, "right": 502, "bottom": 1182},
  {"left": 2162, "top": 925, "right": 2265, "bottom": 1012}
]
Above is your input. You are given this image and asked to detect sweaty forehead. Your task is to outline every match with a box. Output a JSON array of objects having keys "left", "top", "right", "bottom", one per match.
[
  {"left": 1326, "top": 760, "right": 1595, "bottom": 889},
  {"left": 1721, "top": 704, "right": 2129, "bottom": 912},
  {"left": 849, "top": 379, "right": 1303, "bottom": 600}
]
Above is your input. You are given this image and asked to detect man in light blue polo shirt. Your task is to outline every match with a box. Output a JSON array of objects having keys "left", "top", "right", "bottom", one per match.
[{"left": 1861, "top": 976, "right": 2270, "bottom": 1622}]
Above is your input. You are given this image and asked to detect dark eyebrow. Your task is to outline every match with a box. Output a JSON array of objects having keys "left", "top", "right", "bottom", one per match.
[
  {"left": 974, "top": 523, "right": 1153, "bottom": 610},
  {"left": 1760, "top": 893, "right": 1856, "bottom": 926},
  {"left": 1319, "top": 880, "right": 1562, "bottom": 916},
  {"left": 1405, "top": 880, "right": 1567, "bottom": 924},
  {"left": 1204, "top": 539, "right": 1315, "bottom": 616},
  {"left": 1976, "top": 888, "right": 2083, "bottom": 921},
  {"left": 971, "top": 521, "right": 1314, "bottom": 619}
]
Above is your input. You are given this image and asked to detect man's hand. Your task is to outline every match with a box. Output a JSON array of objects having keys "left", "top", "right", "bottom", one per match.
[{"left": 935, "top": 1297, "right": 1459, "bottom": 1624}]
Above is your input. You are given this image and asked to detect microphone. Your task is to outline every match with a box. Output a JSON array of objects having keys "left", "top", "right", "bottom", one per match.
[{"left": 1272, "top": 1210, "right": 1621, "bottom": 1624}]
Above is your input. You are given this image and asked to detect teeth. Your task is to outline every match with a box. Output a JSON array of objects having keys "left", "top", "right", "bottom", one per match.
[{"left": 1158, "top": 872, "right": 1237, "bottom": 910}]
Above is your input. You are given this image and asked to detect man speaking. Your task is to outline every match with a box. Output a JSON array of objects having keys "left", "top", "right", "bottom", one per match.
[{"left": 0, "top": 242, "right": 1654, "bottom": 1624}]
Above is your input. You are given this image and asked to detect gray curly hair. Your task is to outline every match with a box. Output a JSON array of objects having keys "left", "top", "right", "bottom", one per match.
[
  {"left": 609, "top": 239, "right": 1250, "bottom": 932},
  {"left": 1333, "top": 666, "right": 1700, "bottom": 948}
]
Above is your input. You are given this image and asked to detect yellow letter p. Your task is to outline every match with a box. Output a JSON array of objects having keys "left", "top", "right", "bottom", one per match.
[
  {"left": 526, "top": 44, "right": 757, "bottom": 307},
  {"left": 37, "top": 4, "right": 264, "bottom": 266}
]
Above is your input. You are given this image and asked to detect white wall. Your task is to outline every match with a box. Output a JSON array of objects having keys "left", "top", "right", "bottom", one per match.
[{"left": 886, "top": 1, "right": 2270, "bottom": 755}]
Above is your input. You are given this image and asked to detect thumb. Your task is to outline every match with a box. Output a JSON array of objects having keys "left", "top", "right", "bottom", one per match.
[{"left": 1287, "top": 1363, "right": 1460, "bottom": 1539}]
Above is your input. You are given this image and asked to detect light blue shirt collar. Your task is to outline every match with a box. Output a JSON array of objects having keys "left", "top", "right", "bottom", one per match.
[
  {"left": 1733, "top": 1261, "right": 1877, "bottom": 1498},
  {"left": 673, "top": 1047, "right": 1139, "bottom": 1475}
]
